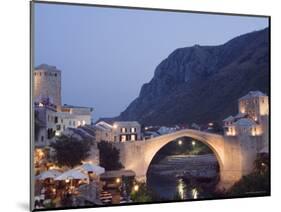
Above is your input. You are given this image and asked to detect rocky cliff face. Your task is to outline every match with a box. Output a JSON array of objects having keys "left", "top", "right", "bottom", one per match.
[{"left": 118, "top": 28, "right": 269, "bottom": 126}]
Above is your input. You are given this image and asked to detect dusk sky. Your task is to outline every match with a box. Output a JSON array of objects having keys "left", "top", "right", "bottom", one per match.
[{"left": 34, "top": 3, "right": 268, "bottom": 121}]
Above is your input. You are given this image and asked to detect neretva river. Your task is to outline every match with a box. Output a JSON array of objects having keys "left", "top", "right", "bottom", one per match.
[{"left": 147, "top": 154, "right": 219, "bottom": 200}]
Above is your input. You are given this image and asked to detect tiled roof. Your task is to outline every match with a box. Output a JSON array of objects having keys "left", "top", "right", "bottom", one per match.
[
  {"left": 239, "top": 91, "right": 267, "bottom": 100},
  {"left": 234, "top": 118, "right": 255, "bottom": 126},
  {"left": 223, "top": 115, "right": 234, "bottom": 122},
  {"left": 35, "top": 64, "right": 60, "bottom": 72}
]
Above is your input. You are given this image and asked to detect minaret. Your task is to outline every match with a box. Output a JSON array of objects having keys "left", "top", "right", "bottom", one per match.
[{"left": 34, "top": 64, "right": 62, "bottom": 110}]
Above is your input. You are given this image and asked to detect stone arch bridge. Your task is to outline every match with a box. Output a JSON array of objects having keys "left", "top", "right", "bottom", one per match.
[{"left": 114, "top": 129, "right": 264, "bottom": 189}]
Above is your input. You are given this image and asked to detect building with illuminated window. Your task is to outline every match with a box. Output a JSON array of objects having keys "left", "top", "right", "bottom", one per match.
[
  {"left": 34, "top": 64, "right": 93, "bottom": 147},
  {"left": 223, "top": 91, "right": 269, "bottom": 139},
  {"left": 94, "top": 121, "right": 141, "bottom": 143}
]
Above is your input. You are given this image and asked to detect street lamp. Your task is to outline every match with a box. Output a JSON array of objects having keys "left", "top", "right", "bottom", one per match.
[
  {"left": 192, "top": 141, "right": 196, "bottom": 146},
  {"left": 133, "top": 184, "right": 139, "bottom": 192},
  {"left": 178, "top": 140, "right": 183, "bottom": 146},
  {"left": 116, "top": 178, "right": 121, "bottom": 184}
]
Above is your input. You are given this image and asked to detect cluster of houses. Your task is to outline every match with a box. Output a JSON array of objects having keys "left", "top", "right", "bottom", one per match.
[
  {"left": 33, "top": 64, "right": 182, "bottom": 149},
  {"left": 222, "top": 91, "right": 269, "bottom": 140},
  {"left": 34, "top": 64, "right": 269, "bottom": 160}
]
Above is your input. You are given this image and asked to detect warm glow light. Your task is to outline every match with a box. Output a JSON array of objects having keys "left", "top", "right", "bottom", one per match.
[
  {"left": 144, "top": 127, "right": 149, "bottom": 130},
  {"left": 178, "top": 140, "right": 182, "bottom": 145},
  {"left": 116, "top": 178, "right": 121, "bottom": 184},
  {"left": 177, "top": 179, "right": 184, "bottom": 199},
  {"left": 131, "top": 134, "right": 136, "bottom": 141},
  {"left": 121, "top": 135, "right": 126, "bottom": 142},
  {"left": 192, "top": 141, "right": 196, "bottom": 146},
  {"left": 39, "top": 102, "right": 44, "bottom": 107},
  {"left": 251, "top": 127, "right": 262, "bottom": 136},
  {"left": 38, "top": 149, "right": 44, "bottom": 157},
  {"left": 82, "top": 120, "right": 86, "bottom": 126},
  {"left": 226, "top": 128, "right": 236, "bottom": 136},
  {"left": 191, "top": 188, "right": 198, "bottom": 199},
  {"left": 113, "top": 124, "right": 118, "bottom": 129},
  {"left": 133, "top": 184, "right": 139, "bottom": 192},
  {"left": 48, "top": 165, "right": 60, "bottom": 170},
  {"left": 208, "top": 122, "right": 214, "bottom": 126},
  {"left": 55, "top": 131, "right": 61, "bottom": 136},
  {"left": 65, "top": 179, "right": 70, "bottom": 183}
]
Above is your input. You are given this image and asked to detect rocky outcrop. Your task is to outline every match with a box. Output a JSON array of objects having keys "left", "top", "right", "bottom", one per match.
[{"left": 118, "top": 28, "right": 269, "bottom": 126}]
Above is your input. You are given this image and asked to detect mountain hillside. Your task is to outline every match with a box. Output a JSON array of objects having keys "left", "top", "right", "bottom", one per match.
[{"left": 117, "top": 28, "right": 269, "bottom": 126}]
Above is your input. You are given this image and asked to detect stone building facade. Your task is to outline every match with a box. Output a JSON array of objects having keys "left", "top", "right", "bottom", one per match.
[
  {"left": 33, "top": 64, "right": 93, "bottom": 147},
  {"left": 94, "top": 121, "right": 141, "bottom": 143},
  {"left": 223, "top": 91, "right": 269, "bottom": 151},
  {"left": 34, "top": 64, "right": 62, "bottom": 109}
]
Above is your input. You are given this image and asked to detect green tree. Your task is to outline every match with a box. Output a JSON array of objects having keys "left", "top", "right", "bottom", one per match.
[
  {"left": 130, "top": 183, "right": 153, "bottom": 203},
  {"left": 50, "top": 135, "right": 91, "bottom": 168},
  {"left": 98, "top": 141, "right": 123, "bottom": 170},
  {"left": 227, "top": 153, "right": 270, "bottom": 197},
  {"left": 254, "top": 153, "right": 269, "bottom": 174}
]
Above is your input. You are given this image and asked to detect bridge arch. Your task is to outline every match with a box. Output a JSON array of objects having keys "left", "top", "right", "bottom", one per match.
[
  {"left": 117, "top": 129, "right": 243, "bottom": 189},
  {"left": 143, "top": 130, "right": 226, "bottom": 180}
]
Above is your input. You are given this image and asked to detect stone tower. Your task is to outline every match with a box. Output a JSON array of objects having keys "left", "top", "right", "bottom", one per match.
[{"left": 34, "top": 64, "right": 62, "bottom": 109}]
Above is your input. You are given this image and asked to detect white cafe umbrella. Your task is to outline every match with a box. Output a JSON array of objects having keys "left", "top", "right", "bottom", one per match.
[
  {"left": 55, "top": 169, "right": 89, "bottom": 181},
  {"left": 36, "top": 170, "right": 62, "bottom": 180},
  {"left": 77, "top": 163, "right": 105, "bottom": 175}
]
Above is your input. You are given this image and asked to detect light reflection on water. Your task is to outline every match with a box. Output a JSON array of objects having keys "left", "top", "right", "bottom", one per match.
[
  {"left": 147, "top": 175, "right": 200, "bottom": 200},
  {"left": 147, "top": 154, "right": 218, "bottom": 201},
  {"left": 177, "top": 178, "right": 186, "bottom": 199},
  {"left": 177, "top": 178, "right": 199, "bottom": 200},
  {"left": 191, "top": 188, "right": 199, "bottom": 199}
]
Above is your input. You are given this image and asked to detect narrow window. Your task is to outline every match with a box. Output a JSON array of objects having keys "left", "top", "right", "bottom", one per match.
[{"left": 131, "top": 134, "right": 136, "bottom": 141}]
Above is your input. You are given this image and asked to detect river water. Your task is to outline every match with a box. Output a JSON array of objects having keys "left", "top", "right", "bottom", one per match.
[{"left": 147, "top": 154, "right": 219, "bottom": 200}]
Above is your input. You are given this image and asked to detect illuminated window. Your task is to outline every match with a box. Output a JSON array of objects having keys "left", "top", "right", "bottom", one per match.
[
  {"left": 131, "top": 128, "right": 136, "bottom": 133},
  {"left": 82, "top": 120, "right": 86, "bottom": 126},
  {"left": 121, "top": 135, "right": 126, "bottom": 142},
  {"left": 121, "top": 128, "right": 126, "bottom": 133},
  {"left": 78, "top": 121, "right": 81, "bottom": 126},
  {"left": 131, "top": 134, "right": 136, "bottom": 141}
]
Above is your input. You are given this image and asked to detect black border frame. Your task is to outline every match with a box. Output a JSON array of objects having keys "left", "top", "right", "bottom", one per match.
[{"left": 30, "top": 1, "right": 271, "bottom": 211}]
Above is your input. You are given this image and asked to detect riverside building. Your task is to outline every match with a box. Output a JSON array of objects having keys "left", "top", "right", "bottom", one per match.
[
  {"left": 223, "top": 91, "right": 269, "bottom": 148},
  {"left": 34, "top": 64, "right": 93, "bottom": 147}
]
